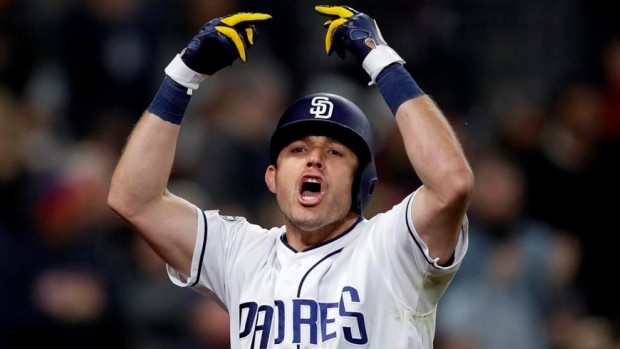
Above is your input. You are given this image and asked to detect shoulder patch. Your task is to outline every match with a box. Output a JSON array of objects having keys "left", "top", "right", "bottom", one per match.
[{"left": 220, "top": 215, "right": 241, "bottom": 222}]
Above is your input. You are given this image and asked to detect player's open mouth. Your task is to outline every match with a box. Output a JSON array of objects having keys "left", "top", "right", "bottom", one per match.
[{"left": 298, "top": 176, "right": 324, "bottom": 206}]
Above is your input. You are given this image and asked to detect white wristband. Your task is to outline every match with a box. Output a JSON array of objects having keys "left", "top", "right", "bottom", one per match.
[
  {"left": 164, "top": 54, "right": 207, "bottom": 90},
  {"left": 362, "top": 46, "right": 405, "bottom": 86}
]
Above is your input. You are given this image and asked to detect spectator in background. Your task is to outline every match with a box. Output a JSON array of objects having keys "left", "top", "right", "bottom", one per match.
[
  {"left": 435, "top": 150, "right": 584, "bottom": 349},
  {"left": 0, "top": 122, "right": 128, "bottom": 348},
  {"left": 512, "top": 80, "right": 620, "bottom": 325}
]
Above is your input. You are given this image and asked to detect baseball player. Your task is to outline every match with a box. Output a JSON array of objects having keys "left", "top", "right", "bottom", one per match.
[{"left": 108, "top": 5, "right": 474, "bottom": 349}]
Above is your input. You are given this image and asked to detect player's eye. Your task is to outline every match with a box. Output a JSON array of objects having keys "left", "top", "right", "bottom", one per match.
[{"left": 328, "top": 149, "right": 343, "bottom": 156}]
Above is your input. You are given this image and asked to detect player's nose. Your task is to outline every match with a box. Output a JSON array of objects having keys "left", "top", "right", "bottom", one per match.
[{"left": 306, "top": 148, "right": 324, "bottom": 169}]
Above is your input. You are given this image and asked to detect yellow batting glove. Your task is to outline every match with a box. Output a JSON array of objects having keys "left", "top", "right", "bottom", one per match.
[
  {"left": 217, "top": 12, "right": 272, "bottom": 62},
  {"left": 315, "top": 5, "right": 357, "bottom": 58},
  {"left": 165, "top": 12, "right": 272, "bottom": 90},
  {"left": 315, "top": 5, "right": 404, "bottom": 85}
]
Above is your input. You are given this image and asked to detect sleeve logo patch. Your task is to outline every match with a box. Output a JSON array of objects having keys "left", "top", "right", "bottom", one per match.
[{"left": 220, "top": 215, "right": 241, "bottom": 222}]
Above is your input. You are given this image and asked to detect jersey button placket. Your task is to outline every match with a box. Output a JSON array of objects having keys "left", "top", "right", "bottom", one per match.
[
  {"left": 282, "top": 259, "right": 304, "bottom": 288},
  {"left": 277, "top": 259, "right": 302, "bottom": 292}
]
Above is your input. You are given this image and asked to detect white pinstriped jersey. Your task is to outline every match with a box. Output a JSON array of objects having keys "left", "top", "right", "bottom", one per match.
[{"left": 167, "top": 190, "right": 469, "bottom": 349}]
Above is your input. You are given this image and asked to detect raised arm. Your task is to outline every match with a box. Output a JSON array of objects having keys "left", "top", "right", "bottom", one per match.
[
  {"left": 315, "top": 5, "right": 474, "bottom": 265},
  {"left": 107, "top": 12, "right": 272, "bottom": 276}
]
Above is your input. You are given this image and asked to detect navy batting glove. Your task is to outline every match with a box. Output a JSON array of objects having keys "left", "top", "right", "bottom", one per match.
[
  {"left": 315, "top": 5, "right": 404, "bottom": 85},
  {"left": 165, "top": 12, "right": 272, "bottom": 90}
]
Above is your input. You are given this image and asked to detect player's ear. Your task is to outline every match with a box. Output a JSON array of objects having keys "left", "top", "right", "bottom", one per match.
[{"left": 265, "top": 165, "right": 277, "bottom": 194}]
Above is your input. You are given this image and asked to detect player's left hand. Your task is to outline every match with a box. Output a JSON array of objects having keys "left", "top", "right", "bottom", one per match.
[
  {"left": 315, "top": 5, "right": 405, "bottom": 84},
  {"left": 314, "top": 5, "right": 385, "bottom": 61}
]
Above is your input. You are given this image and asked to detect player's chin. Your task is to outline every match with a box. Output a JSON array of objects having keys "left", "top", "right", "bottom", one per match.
[
  {"left": 290, "top": 214, "right": 327, "bottom": 232},
  {"left": 290, "top": 205, "right": 326, "bottom": 224}
]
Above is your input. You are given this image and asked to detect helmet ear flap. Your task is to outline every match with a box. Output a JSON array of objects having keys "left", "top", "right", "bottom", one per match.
[{"left": 354, "top": 161, "right": 377, "bottom": 216}]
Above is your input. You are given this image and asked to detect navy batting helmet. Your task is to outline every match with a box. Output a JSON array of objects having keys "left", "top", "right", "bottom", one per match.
[{"left": 269, "top": 93, "right": 377, "bottom": 215}]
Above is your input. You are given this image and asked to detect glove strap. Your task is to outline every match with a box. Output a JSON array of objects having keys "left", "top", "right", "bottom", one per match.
[
  {"left": 362, "top": 46, "right": 405, "bottom": 85},
  {"left": 165, "top": 54, "right": 207, "bottom": 90}
]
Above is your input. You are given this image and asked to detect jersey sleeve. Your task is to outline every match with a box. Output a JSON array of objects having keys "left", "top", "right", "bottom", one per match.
[
  {"left": 401, "top": 189, "right": 469, "bottom": 271},
  {"left": 166, "top": 206, "right": 251, "bottom": 305},
  {"left": 366, "top": 188, "right": 469, "bottom": 312}
]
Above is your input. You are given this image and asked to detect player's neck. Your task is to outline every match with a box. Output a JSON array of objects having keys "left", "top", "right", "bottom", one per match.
[{"left": 284, "top": 212, "right": 360, "bottom": 252}]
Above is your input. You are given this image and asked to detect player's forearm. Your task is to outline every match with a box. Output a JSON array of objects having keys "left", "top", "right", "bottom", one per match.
[
  {"left": 375, "top": 63, "right": 473, "bottom": 206},
  {"left": 108, "top": 111, "right": 181, "bottom": 218},
  {"left": 395, "top": 96, "right": 474, "bottom": 203}
]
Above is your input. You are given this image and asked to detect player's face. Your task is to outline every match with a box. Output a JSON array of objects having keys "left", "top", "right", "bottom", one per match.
[{"left": 266, "top": 135, "right": 359, "bottom": 233}]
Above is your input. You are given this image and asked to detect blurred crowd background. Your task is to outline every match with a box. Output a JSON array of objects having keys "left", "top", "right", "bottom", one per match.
[{"left": 0, "top": 0, "right": 619, "bottom": 348}]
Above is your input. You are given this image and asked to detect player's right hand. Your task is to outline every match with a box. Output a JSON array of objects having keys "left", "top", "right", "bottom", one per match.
[
  {"left": 165, "top": 12, "right": 272, "bottom": 90},
  {"left": 182, "top": 12, "right": 272, "bottom": 74}
]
